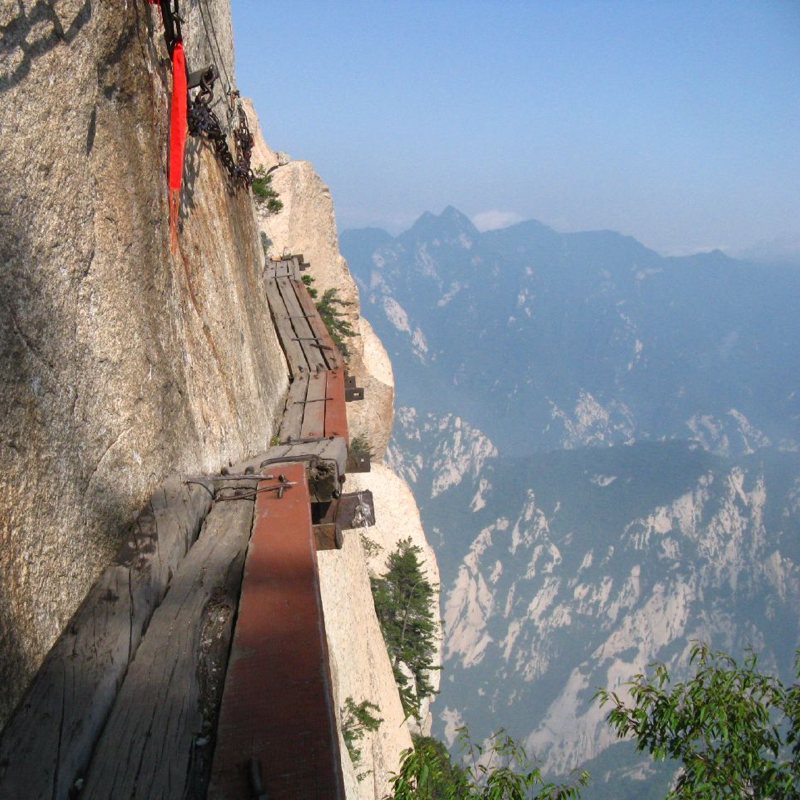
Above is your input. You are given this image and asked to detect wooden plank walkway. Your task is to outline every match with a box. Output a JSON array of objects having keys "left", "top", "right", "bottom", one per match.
[
  {"left": 209, "top": 464, "right": 345, "bottom": 800},
  {"left": 0, "top": 479, "right": 212, "bottom": 800},
  {"left": 265, "top": 258, "right": 350, "bottom": 443},
  {"left": 81, "top": 497, "right": 255, "bottom": 800},
  {"left": 0, "top": 254, "right": 364, "bottom": 799}
]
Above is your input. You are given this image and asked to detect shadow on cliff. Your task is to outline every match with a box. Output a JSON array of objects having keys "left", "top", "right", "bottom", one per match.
[
  {"left": 0, "top": 3, "right": 179, "bottom": 728},
  {"left": 0, "top": 0, "right": 92, "bottom": 93}
]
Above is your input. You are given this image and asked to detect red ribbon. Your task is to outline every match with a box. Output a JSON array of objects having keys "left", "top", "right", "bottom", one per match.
[{"left": 169, "top": 41, "right": 187, "bottom": 249}]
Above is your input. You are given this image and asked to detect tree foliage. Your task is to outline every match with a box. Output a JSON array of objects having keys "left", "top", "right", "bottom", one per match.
[
  {"left": 387, "top": 729, "right": 588, "bottom": 800},
  {"left": 251, "top": 165, "right": 283, "bottom": 213},
  {"left": 315, "top": 287, "right": 357, "bottom": 359},
  {"left": 371, "top": 538, "right": 438, "bottom": 719},
  {"left": 342, "top": 696, "right": 382, "bottom": 781},
  {"left": 299, "top": 274, "right": 357, "bottom": 359},
  {"left": 597, "top": 643, "right": 800, "bottom": 798}
]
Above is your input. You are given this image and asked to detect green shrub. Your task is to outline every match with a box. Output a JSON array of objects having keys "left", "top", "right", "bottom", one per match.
[
  {"left": 251, "top": 165, "right": 283, "bottom": 214},
  {"left": 387, "top": 728, "right": 588, "bottom": 799},
  {"left": 371, "top": 539, "right": 438, "bottom": 719},
  {"left": 342, "top": 697, "right": 382, "bottom": 781},
  {"left": 298, "top": 274, "right": 357, "bottom": 359},
  {"left": 316, "top": 287, "right": 357, "bottom": 359}
]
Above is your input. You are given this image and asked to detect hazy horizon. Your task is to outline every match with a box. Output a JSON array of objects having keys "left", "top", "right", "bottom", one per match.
[{"left": 233, "top": 0, "right": 799, "bottom": 260}]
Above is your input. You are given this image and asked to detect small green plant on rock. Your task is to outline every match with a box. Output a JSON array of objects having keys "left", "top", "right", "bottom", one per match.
[
  {"left": 316, "top": 287, "right": 357, "bottom": 359},
  {"left": 360, "top": 532, "right": 383, "bottom": 560},
  {"left": 251, "top": 166, "right": 283, "bottom": 214},
  {"left": 301, "top": 273, "right": 318, "bottom": 299},
  {"left": 342, "top": 697, "right": 382, "bottom": 781},
  {"left": 350, "top": 434, "right": 374, "bottom": 459}
]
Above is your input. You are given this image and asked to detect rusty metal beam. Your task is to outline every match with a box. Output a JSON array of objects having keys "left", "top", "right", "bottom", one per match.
[
  {"left": 209, "top": 464, "right": 345, "bottom": 800},
  {"left": 324, "top": 368, "right": 348, "bottom": 441}
]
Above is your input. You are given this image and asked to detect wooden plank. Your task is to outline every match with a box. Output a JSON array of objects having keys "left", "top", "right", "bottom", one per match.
[
  {"left": 80, "top": 497, "right": 255, "bottom": 800},
  {"left": 0, "top": 479, "right": 212, "bottom": 800},
  {"left": 264, "top": 276, "right": 307, "bottom": 379},
  {"left": 299, "top": 370, "right": 327, "bottom": 440},
  {"left": 324, "top": 367, "right": 349, "bottom": 440},
  {"left": 209, "top": 464, "right": 345, "bottom": 800},
  {"left": 268, "top": 259, "right": 295, "bottom": 279},
  {"left": 278, "top": 376, "right": 309, "bottom": 442},
  {"left": 292, "top": 277, "right": 342, "bottom": 371},
  {"left": 276, "top": 276, "right": 327, "bottom": 372}
]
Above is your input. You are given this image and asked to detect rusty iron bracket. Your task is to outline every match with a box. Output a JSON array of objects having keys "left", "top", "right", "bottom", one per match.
[
  {"left": 337, "top": 491, "right": 375, "bottom": 529},
  {"left": 187, "top": 63, "right": 217, "bottom": 91},
  {"left": 213, "top": 480, "right": 297, "bottom": 501},
  {"left": 346, "top": 451, "right": 371, "bottom": 473},
  {"left": 313, "top": 523, "right": 343, "bottom": 551},
  {"left": 344, "top": 374, "right": 365, "bottom": 402},
  {"left": 211, "top": 473, "right": 274, "bottom": 481}
]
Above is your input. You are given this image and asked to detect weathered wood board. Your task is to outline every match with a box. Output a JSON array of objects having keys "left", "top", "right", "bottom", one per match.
[
  {"left": 300, "top": 370, "right": 328, "bottom": 440},
  {"left": 0, "top": 479, "right": 212, "bottom": 800},
  {"left": 264, "top": 276, "right": 307, "bottom": 379},
  {"left": 278, "top": 376, "right": 310, "bottom": 442},
  {"left": 209, "top": 465, "right": 345, "bottom": 800},
  {"left": 276, "top": 275, "right": 328, "bottom": 372},
  {"left": 80, "top": 497, "right": 255, "bottom": 800}
]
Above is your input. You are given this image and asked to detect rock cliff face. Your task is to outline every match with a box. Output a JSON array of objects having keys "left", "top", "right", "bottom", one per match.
[
  {"left": 0, "top": 0, "right": 289, "bottom": 725},
  {"left": 1, "top": 4, "right": 438, "bottom": 795}
]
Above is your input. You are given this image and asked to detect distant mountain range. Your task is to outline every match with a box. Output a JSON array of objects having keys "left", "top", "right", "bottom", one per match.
[
  {"left": 341, "top": 208, "right": 800, "bottom": 798},
  {"left": 343, "top": 206, "right": 800, "bottom": 457}
]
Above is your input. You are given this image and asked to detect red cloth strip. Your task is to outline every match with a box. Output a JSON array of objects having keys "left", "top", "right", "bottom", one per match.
[
  {"left": 169, "top": 41, "right": 187, "bottom": 247},
  {"left": 169, "top": 41, "right": 187, "bottom": 192}
]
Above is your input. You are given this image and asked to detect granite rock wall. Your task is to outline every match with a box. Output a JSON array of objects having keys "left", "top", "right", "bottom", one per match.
[{"left": 0, "top": 0, "right": 287, "bottom": 725}]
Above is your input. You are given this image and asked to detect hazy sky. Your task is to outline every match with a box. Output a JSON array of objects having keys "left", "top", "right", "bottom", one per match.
[{"left": 232, "top": 1, "right": 799, "bottom": 257}]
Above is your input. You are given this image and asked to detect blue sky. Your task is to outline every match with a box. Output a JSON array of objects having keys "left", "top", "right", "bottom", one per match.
[{"left": 232, "top": 1, "right": 799, "bottom": 258}]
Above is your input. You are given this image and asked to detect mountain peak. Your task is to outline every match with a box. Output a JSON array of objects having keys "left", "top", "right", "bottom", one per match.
[{"left": 405, "top": 206, "right": 479, "bottom": 242}]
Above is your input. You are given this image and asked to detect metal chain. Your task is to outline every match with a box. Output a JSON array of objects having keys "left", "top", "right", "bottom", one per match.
[{"left": 188, "top": 85, "right": 254, "bottom": 187}]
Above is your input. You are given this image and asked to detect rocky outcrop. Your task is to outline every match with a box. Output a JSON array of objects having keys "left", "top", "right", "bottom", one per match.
[{"left": 0, "top": 1, "right": 286, "bottom": 726}]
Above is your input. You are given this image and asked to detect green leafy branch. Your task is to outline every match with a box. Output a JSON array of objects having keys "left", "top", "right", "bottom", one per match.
[
  {"left": 343, "top": 697, "right": 382, "bottom": 781},
  {"left": 387, "top": 728, "right": 589, "bottom": 800},
  {"left": 597, "top": 643, "right": 800, "bottom": 799},
  {"left": 251, "top": 166, "right": 283, "bottom": 214}
]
